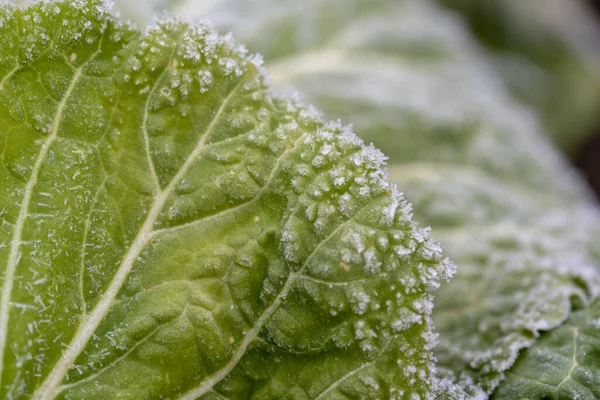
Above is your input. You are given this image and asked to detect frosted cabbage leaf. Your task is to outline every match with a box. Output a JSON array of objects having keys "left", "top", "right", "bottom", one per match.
[
  {"left": 110, "top": 0, "right": 600, "bottom": 152},
  {"left": 0, "top": 1, "right": 453, "bottom": 399},
  {"left": 494, "top": 298, "right": 600, "bottom": 400},
  {"left": 121, "top": 0, "right": 600, "bottom": 397}
]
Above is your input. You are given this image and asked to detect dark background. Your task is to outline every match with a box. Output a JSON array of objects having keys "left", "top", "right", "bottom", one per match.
[{"left": 575, "top": 0, "right": 600, "bottom": 200}]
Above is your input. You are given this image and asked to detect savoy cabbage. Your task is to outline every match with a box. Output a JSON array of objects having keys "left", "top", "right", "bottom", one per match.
[{"left": 1, "top": 0, "right": 600, "bottom": 399}]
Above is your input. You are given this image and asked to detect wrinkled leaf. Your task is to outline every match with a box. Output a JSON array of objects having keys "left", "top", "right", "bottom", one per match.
[
  {"left": 110, "top": 0, "right": 600, "bottom": 152},
  {"left": 116, "top": 0, "right": 600, "bottom": 397},
  {"left": 493, "top": 299, "right": 600, "bottom": 400},
  {"left": 0, "top": 1, "right": 453, "bottom": 398}
]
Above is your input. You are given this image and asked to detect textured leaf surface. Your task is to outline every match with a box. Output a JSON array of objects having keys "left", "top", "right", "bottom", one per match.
[
  {"left": 493, "top": 299, "right": 600, "bottom": 400},
  {"left": 0, "top": 1, "right": 454, "bottom": 399},
  {"left": 117, "top": 0, "right": 600, "bottom": 397},
  {"left": 109, "top": 0, "right": 600, "bottom": 152}
]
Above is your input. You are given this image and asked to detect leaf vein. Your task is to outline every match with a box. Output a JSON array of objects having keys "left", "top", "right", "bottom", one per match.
[
  {"left": 141, "top": 31, "right": 185, "bottom": 193},
  {"left": 0, "top": 35, "right": 105, "bottom": 387},
  {"left": 177, "top": 200, "right": 375, "bottom": 399},
  {"left": 150, "top": 130, "right": 310, "bottom": 237},
  {"left": 32, "top": 68, "right": 254, "bottom": 399}
]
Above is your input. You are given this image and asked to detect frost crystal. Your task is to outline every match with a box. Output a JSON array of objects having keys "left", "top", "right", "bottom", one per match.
[{"left": 0, "top": 1, "right": 457, "bottom": 399}]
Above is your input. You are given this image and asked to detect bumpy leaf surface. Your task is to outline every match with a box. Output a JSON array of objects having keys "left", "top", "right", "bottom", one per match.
[
  {"left": 493, "top": 298, "right": 600, "bottom": 399},
  {"left": 108, "top": 0, "right": 600, "bottom": 152},
  {"left": 0, "top": 1, "right": 453, "bottom": 399},
  {"left": 120, "top": 0, "right": 600, "bottom": 397}
]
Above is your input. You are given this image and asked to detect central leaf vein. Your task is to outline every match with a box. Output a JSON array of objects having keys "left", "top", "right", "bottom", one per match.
[
  {"left": 31, "top": 70, "right": 253, "bottom": 400},
  {"left": 0, "top": 35, "right": 105, "bottom": 387}
]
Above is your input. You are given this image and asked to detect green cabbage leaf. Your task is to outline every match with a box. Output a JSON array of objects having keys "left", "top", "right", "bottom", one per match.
[
  {"left": 0, "top": 1, "right": 453, "bottom": 398},
  {"left": 108, "top": 0, "right": 600, "bottom": 398},
  {"left": 2, "top": 0, "right": 600, "bottom": 399}
]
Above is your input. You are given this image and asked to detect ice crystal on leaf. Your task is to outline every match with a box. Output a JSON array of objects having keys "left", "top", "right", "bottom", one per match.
[
  {"left": 0, "top": 1, "right": 453, "bottom": 399},
  {"left": 110, "top": 0, "right": 600, "bottom": 398}
]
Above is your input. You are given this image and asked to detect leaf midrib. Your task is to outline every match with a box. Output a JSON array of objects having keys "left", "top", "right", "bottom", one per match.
[
  {"left": 31, "top": 66, "right": 252, "bottom": 400},
  {"left": 0, "top": 38, "right": 104, "bottom": 387},
  {"left": 54, "top": 123, "right": 310, "bottom": 395}
]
